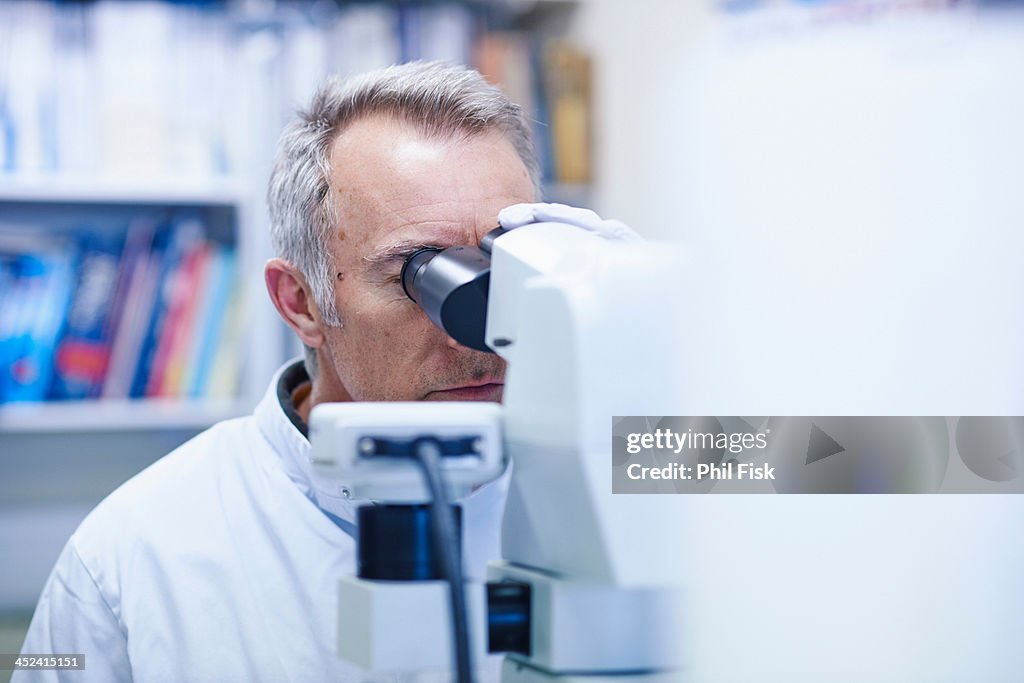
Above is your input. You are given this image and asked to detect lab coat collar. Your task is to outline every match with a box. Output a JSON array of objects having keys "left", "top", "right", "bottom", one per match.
[{"left": 254, "top": 360, "right": 358, "bottom": 526}]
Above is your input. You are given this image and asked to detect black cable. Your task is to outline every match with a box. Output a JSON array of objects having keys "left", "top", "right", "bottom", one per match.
[{"left": 410, "top": 438, "right": 474, "bottom": 683}]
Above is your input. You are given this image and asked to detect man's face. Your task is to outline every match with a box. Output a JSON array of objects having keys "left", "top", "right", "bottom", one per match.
[{"left": 317, "top": 115, "right": 534, "bottom": 402}]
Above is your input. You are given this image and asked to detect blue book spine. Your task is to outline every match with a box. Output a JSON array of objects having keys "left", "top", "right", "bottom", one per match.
[
  {"left": 0, "top": 259, "right": 16, "bottom": 403},
  {"left": 398, "top": 5, "right": 420, "bottom": 63},
  {"left": 49, "top": 235, "right": 123, "bottom": 400},
  {"left": 3, "top": 251, "right": 76, "bottom": 403},
  {"left": 530, "top": 37, "right": 556, "bottom": 187}
]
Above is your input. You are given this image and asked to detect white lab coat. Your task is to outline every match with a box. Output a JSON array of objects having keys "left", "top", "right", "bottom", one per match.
[{"left": 15, "top": 362, "right": 509, "bottom": 683}]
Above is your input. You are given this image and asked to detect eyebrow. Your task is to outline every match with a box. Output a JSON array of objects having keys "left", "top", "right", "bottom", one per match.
[{"left": 362, "top": 240, "right": 449, "bottom": 274}]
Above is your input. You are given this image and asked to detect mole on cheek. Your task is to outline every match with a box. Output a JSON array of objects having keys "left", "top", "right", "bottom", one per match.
[
  {"left": 336, "top": 272, "right": 344, "bottom": 281},
  {"left": 337, "top": 230, "right": 346, "bottom": 241}
]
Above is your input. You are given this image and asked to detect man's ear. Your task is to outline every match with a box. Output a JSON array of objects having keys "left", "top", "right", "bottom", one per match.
[{"left": 265, "top": 258, "right": 326, "bottom": 350}]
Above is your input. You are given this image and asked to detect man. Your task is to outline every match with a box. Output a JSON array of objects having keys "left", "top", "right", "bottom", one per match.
[{"left": 17, "top": 61, "right": 626, "bottom": 682}]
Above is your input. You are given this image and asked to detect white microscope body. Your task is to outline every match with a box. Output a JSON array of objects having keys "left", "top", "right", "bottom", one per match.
[{"left": 311, "top": 223, "right": 689, "bottom": 681}]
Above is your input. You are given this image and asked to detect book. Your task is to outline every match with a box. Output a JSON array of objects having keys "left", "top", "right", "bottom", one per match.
[
  {"left": 476, "top": 32, "right": 536, "bottom": 115},
  {"left": 475, "top": 32, "right": 558, "bottom": 185},
  {"left": 400, "top": 3, "right": 476, "bottom": 65},
  {"left": 0, "top": 256, "right": 19, "bottom": 403},
  {"left": 331, "top": 4, "right": 401, "bottom": 81},
  {"left": 151, "top": 242, "right": 211, "bottom": 397},
  {"left": 529, "top": 39, "right": 556, "bottom": 185},
  {"left": 128, "top": 217, "right": 204, "bottom": 399},
  {"left": 101, "top": 219, "right": 160, "bottom": 399},
  {"left": 0, "top": 260, "right": 35, "bottom": 402},
  {"left": 205, "top": 277, "right": 243, "bottom": 400},
  {"left": 542, "top": 41, "right": 593, "bottom": 185},
  {"left": 50, "top": 234, "right": 123, "bottom": 400},
  {"left": 4, "top": 0, "right": 58, "bottom": 174},
  {"left": 1, "top": 250, "right": 76, "bottom": 403},
  {"left": 185, "top": 247, "right": 236, "bottom": 399}
]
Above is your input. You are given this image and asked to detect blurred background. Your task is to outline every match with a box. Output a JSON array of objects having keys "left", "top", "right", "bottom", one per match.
[{"left": 2, "top": 0, "right": 1023, "bottom": 681}]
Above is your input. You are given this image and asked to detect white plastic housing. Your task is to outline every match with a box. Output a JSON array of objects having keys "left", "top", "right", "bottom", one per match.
[
  {"left": 309, "top": 402, "right": 505, "bottom": 503},
  {"left": 337, "top": 576, "right": 487, "bottom": 674}
]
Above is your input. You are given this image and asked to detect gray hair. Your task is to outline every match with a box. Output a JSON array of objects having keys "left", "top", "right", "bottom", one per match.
[{"left": 267, "top": 61, "right": 541, "bottom": 378}]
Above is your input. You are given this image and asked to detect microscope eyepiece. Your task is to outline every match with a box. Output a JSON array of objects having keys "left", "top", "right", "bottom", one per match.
[
  {"left": 401, "top": 248, "right": 442, "bottom": 303},
  {"left": 399, "top": 240, "right": 498, "bottom": 353}
]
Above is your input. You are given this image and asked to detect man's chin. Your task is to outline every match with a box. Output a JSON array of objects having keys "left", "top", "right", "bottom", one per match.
[{"left": 422, "top": 383, "right": 504, "bottom": 402}]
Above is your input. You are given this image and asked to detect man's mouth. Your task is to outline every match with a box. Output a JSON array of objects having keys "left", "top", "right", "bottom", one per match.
[{"left": 426, "top": 380, "right": 505, "bottom": 401}]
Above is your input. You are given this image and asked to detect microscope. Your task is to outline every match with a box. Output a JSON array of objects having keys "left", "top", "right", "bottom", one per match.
[{"left": 310, "top": 221, "right": 688, "bottom": 682}]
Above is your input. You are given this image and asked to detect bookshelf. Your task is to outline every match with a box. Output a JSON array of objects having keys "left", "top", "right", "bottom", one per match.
[
  {"left": 0, "top": 180, "right": 276, "bottom": 412},
  {"left": 0, "top": 177, "right": 244, "bottom": 207},
  {"left": 0, "top": 399, "right": 248, "bottom": 433}
]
